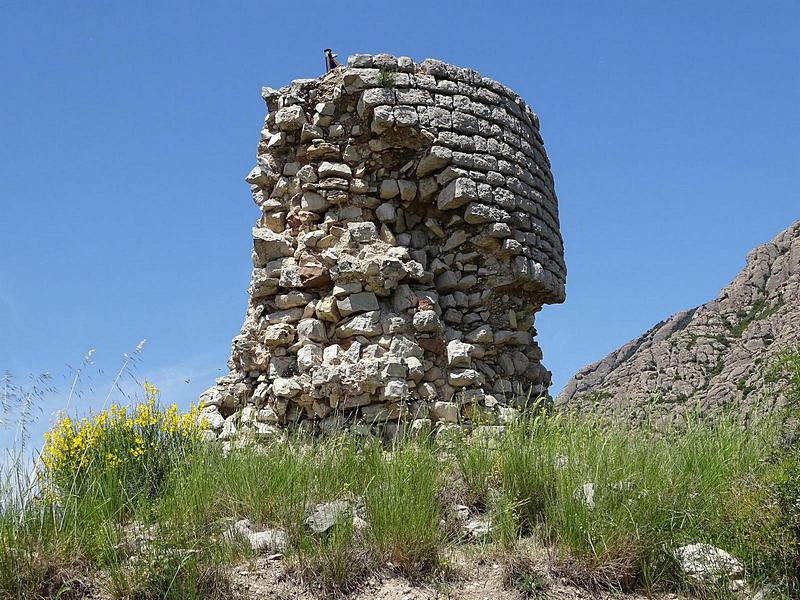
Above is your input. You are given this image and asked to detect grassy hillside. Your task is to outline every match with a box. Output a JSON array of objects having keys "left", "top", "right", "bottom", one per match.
[{"left": 2, "top": 349, "right": 799, "bottom": 599}]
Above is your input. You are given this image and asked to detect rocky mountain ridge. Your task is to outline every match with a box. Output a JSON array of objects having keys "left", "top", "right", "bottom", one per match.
[{"left": 557, "top": 221, "right": 799, "bottom": 421}]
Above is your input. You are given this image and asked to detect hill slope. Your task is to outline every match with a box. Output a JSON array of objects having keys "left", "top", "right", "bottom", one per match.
[{"left": 557, "top": 221, "right": 800, "bottom": 420}]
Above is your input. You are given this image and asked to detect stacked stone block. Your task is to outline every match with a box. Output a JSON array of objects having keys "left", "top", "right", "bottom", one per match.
[{"left": 199, "top": 54, "right": 567, "bottom": 441}]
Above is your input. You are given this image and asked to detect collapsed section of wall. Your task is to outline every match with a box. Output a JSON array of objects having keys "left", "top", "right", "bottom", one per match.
[{"left": 200, "top": 53, "right": 566, "bottom": 441}]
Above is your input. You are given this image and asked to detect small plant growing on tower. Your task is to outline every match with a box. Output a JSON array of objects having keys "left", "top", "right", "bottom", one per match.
[
  {"left": 377, "top": 67, "right": 397, "bottom": 88},
  {"left": 40, "top": 382, "right": 204, "bottom": 502}
]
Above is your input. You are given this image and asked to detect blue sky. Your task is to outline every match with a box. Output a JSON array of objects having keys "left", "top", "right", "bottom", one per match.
[{"left": 1, "top": 1, "right": 797, "bottom": 444}]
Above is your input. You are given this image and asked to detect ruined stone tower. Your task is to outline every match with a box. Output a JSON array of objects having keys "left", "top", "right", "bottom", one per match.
[{"left": 199, "top": 54, "right": 566, "bottom": 440}]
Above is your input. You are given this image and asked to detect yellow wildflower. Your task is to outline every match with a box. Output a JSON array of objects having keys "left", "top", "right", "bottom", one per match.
[{"left": 40, "top": 381, "right": 202, "bottom": 489}]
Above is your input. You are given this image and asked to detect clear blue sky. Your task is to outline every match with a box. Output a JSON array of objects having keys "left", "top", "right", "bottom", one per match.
[{"left": 1, "top": 1, "right": 797, "bottom": 443}]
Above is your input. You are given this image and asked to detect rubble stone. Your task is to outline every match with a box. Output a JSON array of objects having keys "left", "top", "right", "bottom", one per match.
[
  {"left": 201, "top": 54, "right": 567, "bottom": 439},
  {"left": 337, "top": 292, "right": 379, "bottom": 316},
  {"left": 274, "top": 105, "right": 307, "bottom": 130}
]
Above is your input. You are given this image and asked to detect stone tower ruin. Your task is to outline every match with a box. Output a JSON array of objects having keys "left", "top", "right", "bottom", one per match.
[{"left": 199, "top": 54, "right": 566, "bottom": 441}]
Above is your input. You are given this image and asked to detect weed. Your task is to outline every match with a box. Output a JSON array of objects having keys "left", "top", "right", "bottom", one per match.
[
  {"left": 549, "top": 548, "right": 638, "bottom": 592},
  {"left": 0, "top": 543, "right": 93, "bottom": 600},
  {"left": 107, "top": 547, "right": 233, "bottom": 600},
  {"left": 366, "top": 442, "right": 443, "bottom": 577},
  {"left": 454, "top": 437, "right": 497, "bottom": 509},
  {"left": 40, "top": 382, "right": 203, "bottom": 505},
  {"left": 293, "top": 517, "right": 371, "bottom": 594},
  {"left": 377, "top": 67, "right": 397, "bottom": 88},
  {"left": 507, "top": 560, "right": 549, "bottom": 598}
]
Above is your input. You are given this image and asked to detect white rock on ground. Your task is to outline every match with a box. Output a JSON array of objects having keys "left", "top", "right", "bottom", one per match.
[
  {"left": 249, "top": 528, "right": 287, "bottom": 552},
  {"left": 463, "top": 517, "right": 492, "bottom": 540},
  {"left": 572, "top": 482, "right": 595, "bottom": 510},
  {"left": 305, "top": 499, "right": 364, "bottom": 534},
  {"left": 674, "top": 543, "right": 745, "bottom": 590}
]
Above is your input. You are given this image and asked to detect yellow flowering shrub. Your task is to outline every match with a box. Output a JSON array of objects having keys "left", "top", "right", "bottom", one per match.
[{"left": 40, "top": 382, "right": 204, "bottom": 499}]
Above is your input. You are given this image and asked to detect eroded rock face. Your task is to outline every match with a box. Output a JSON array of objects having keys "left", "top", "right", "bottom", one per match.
[
  {"left": 558, "top": 221, "right": 800, "bottom": 424},
  {"left": 200, "top": 53, "right": 566, "bottom": 440}
]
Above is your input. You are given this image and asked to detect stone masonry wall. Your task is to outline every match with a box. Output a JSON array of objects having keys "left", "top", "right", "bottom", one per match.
[{"left": 199, "top": 54, "right": 566, "bottom": 441}]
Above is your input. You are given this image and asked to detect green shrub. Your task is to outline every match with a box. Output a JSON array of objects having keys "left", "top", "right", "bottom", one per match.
[
  {"left": 498, "top": 413, "right": 559, "bottom": 533},
  {"left": 40, "top": 382, "right": 203, "bottom": 507}
]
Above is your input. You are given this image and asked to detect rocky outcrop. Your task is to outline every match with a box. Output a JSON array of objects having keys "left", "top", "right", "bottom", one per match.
[
  {"left": 200, "top": 53, "right": 566, "bottom": 440},
  {"left": 558, "top": 221, "right": 800, "bottom": 422}
]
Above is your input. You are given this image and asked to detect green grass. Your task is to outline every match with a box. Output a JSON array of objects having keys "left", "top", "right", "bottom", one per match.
[
  {"left": 2, "top": 348, "right": 800, "bottom": 598},
  {"left": 453, "top": 409, "right": 794, "bottom": 593},
  {"left": 376, "top": 67, "right": 397, "bottom": 88}
]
